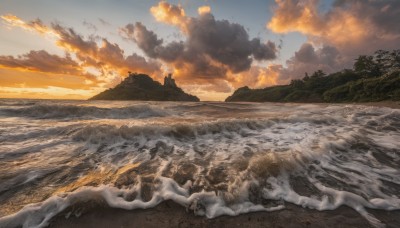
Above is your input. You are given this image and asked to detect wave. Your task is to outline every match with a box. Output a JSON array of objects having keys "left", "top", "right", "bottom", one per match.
[
  {"left": 1, "top": 102, "right": 400, "bottom": 228},
  {"left": 0, "top": 167, "right": 398, "bottom": 228},
  {"left": 71, "top": 119, "right": 272, "bottom": 143},
  {"left": 0, "top": 177, "right": 282, "bottom": 228},
  {"left": 0, "top": 99, "right": 38, "bottom": 107},
  {"left": 0, "top": 104, "right": 167, "bottom": 119}
]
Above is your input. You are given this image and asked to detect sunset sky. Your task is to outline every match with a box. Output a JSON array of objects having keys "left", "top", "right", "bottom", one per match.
[{"left": 1, "top": 0, "right": 399, "bottom": 101}]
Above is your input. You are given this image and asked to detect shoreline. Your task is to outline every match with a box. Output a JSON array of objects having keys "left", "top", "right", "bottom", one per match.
[
  {"left": 1, "top": 98, "right": 399, "bottom": 109},
  {"left": 48, "top": 200, "right": 400, "bottom": 228}
]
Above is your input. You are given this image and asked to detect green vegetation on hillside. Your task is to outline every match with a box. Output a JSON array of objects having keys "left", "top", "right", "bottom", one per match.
[{"left": 226, "top": 49, "right": 400, "bottom": 102}]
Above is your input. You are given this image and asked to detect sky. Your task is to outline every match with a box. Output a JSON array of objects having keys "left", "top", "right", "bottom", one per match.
[{"left": 0, "top": 0, "right": 399, "bottom": 101}]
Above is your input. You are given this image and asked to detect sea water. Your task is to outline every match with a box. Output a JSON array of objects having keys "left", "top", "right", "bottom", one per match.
[{"left": 0, "top": 99, "right": 399, "bottom": 227}]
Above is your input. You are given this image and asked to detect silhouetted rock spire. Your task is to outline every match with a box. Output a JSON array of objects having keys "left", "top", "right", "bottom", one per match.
[
  {"left": 90, "top": 72, "right": 199, "bottom": 101},
  {"left": 164, "top": 73, "right": 177, "bottom": 88}
]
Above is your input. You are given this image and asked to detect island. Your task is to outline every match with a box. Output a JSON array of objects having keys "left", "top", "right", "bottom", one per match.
[
  {"left": 90, "top": 73, "right": 199, "bottom": 101},
  {"left": 226, "top": 49, "right": 400, "bottom": 103}
]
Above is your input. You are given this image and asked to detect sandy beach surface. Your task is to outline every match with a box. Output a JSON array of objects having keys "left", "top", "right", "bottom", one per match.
[{"left": 48, "top": 201, "right": 400, "bottom": 228}]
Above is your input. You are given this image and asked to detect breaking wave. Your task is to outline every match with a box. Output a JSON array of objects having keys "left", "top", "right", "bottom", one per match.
[
  {"left": 0, "top": 104, "right": 167, "bottom": 119},
  {"left": 0, "top": 100, "right": 399, "bottom": 228}
]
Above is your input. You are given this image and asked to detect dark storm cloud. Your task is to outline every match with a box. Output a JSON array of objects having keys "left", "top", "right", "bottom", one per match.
[
  {"left": 251, "top": 39, "right": 278, "bottom": 61},
  {"left": 278, "top": 43, "right": 343, "bottom": 82},
  {"left": 51, "top": 23, "right": 160, "bottom": 74},
  {"left": 121, "top": 10, "right": 277, "bottom": 79}
]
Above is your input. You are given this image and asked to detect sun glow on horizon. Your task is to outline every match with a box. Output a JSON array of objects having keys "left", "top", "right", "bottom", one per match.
[{"left": 1, "top": 1, "right": 399, "bottom": 101}]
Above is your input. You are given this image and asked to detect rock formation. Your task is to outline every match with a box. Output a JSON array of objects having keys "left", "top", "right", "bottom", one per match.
[{"left": 90, "top": 73, "right": 199, "bottom": 101}]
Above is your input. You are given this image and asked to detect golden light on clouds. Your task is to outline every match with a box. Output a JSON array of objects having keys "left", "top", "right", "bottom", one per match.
[
  {"left": 198, "top": 6, "right": 211, "bottom": 15},
  {"left": 0, "top": 3, "right": 280, "bottom": 101},
  {"left": 267, "top": 0, "right": 387, "bottom": 51},
  {"left": 2, "top": 1, "right": 398, "bottom": 101},
  {"left": 0, "top": 86, "right": 98, "bottom": 99},
  {"left": 0, "top": 14, "right": 161, "bottom": 99},
  {"left": 150, "top": 1, "right": 187, "bottom": 30},
  {"left": 1, "top": 14, "right": 58, "bottom": 37}
]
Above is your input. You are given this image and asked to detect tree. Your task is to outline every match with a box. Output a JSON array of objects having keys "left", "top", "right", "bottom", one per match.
[
  {"left": 354, "top": 55, "right": 381, "bottom": 77},
  {"left": 290, "top": 79, "right": 304, "bottom": 88},
  {"left": 303, "top": 72, "right": 310, "bottom": 81},
  {"left": 311, "top": 70, "right": 326, "bottom": 78}
]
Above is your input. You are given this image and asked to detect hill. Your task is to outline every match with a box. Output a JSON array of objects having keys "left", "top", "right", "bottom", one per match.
[
  {"left": 90, "top": 73, "right": 199, "bottom": 101},
  {"left": 226, "top": 49, "right": 400, "bottom": 103}
]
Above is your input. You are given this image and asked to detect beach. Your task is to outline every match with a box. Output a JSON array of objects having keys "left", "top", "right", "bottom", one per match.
[{"left": 48, "top": 200, "right": 400, "bottom": 228}]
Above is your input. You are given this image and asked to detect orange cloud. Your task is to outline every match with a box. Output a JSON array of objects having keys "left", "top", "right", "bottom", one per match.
[
  {"left": 268, "top": 0, "right": 321, "bottom": 34},
  {"left": 264, "top": 0, "right": 400, "bottom": 85},
  {"left": 0, "top": 50, "right": 97, "bottom": 82},
  {"left": 1, "top": 14, "right": 162, "bottom": 99},
  {"left": 150, "top": 1, "right": 188, "bottom": 31},
  {"left": 1, "top": 14, "right": 161, "bottom": 78},
  {"left": 198, "top": 6, "right": 211, "bottom": 15},
  {"left": 267, "top": 0, "right": 400, "bottom": 53},
  {"left": 267, "top": 0, "right": 369, "bottom": 47},
  {"left": 1, "top": 14, "right": 58, "bottom": 37},
  {"left": 228, "top": 65, "right": 282, "bottom": 89},
  {"left": 126, "top": 2, "right": 278, "bottom": 84}
]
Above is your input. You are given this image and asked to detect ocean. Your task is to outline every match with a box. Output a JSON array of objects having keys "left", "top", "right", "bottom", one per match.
[{"left": 0, "top": 99, "right": 399, "bottom": 227}]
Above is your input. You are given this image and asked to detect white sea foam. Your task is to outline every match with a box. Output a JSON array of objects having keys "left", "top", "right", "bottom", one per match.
[{"left": 0, "top": 100, "right": 399, "bottom": 228}]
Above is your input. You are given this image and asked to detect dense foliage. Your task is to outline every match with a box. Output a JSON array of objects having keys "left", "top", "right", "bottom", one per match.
[{"left": 226, "top": 49, "right": 400, "bottom": 102}]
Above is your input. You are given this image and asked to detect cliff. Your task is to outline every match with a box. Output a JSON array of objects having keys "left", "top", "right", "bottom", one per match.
[{"left": 90, "top": 73, "right": 199, "bottom": 101}]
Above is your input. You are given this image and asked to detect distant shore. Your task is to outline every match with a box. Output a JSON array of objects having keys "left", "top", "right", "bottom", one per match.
[{"left": 48, "top": 201, "right": 400, "bottom": 228}]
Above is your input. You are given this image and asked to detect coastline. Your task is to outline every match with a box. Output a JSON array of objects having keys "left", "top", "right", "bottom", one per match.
[
  {"left": 48, "top": 200, "right": 400, "bottom": 228},
  {"left": 265, "top": 101, "right": 400, "bottom": 109}
]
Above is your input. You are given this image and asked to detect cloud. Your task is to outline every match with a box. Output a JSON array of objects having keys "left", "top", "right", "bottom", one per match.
[
  {"left": 52, "top": 23, "right": 161, "bottom": 76},
  {"left": 150, "top": 1, "right": 187, "bottom": 30},
  {"left": 2, "top": 6, "right": 279, "bottom": 99},
  {"left": 98, "top": 18, "right": 111, "bottom": 26},
  {"left": 268, "top": 0, "right": 400, "bottom": 54},
  {"left": 198, "top": 6, "right": 211, "bottom": 15},
  {"left": 251, "top": 39, "right": 277, "bottom": 61},
  {"left": 1, "top": 14, "right": 161, "bottom": 79},
  {"left": 278, "top": 43, "right": 344, "bottom": 82},
  {"left": 266, "top": 0, "right": 400, "bottom": 84},
  {"left": 122, "top": 2, "right": 277, "bottom": 83},
  {"left": 83, "top": 20, "right": 97, "bottom": 31},
  {"left": 0, "top": 14, "right": 163, "bottom": 98},
  {"left": 1, "top": 14, "right": 57, "bottom": 37},
  {"left": 0, "top": 50, "right": 98, "bottom": 82},
  {"left": 229, "top": 65, "right": 282, "bottom": 89},
  {"left": 124, "top": 22, "right": 184, "bottom": 62}
]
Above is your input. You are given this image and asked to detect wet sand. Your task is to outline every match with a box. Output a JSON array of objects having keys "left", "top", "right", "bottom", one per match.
[{"left": 48, "top": 200, "right": 400, "bottom": 228}]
